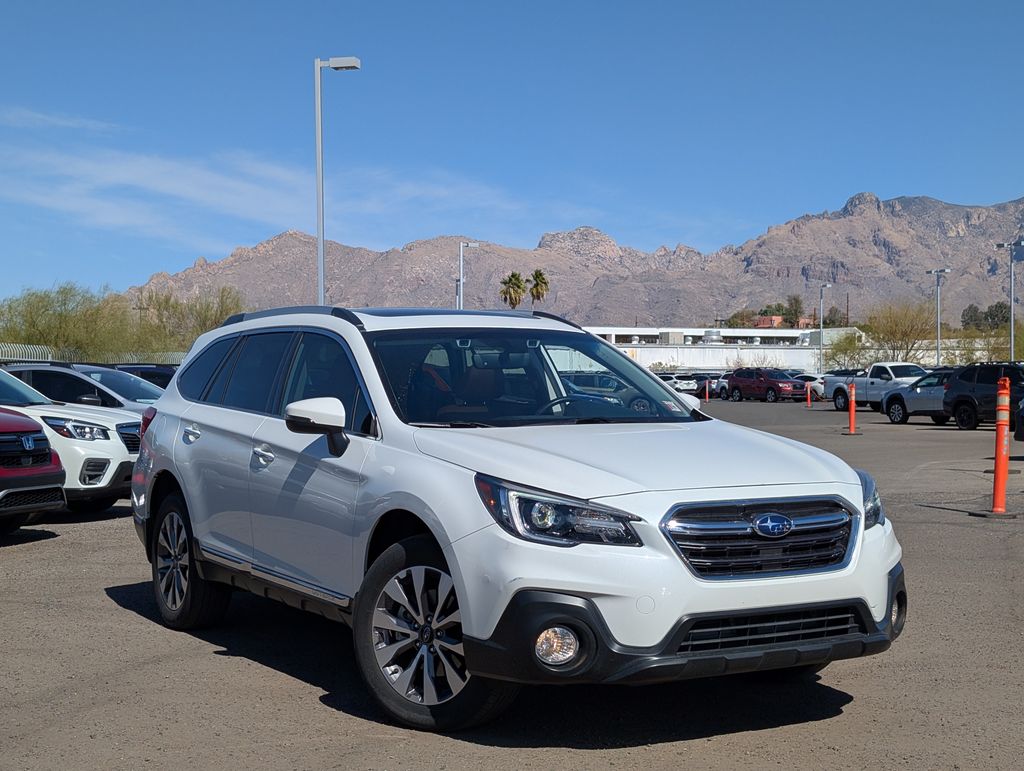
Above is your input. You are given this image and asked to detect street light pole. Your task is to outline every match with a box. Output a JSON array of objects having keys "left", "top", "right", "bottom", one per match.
[
  {"left": 457, "top": 241, "right": 479, "bottom": 309},
  {"left": 819, "top": 283, "right": 831, "bottom": 373},
  {"left": 926, "top": 268, "right": 952, "bottom": 366},
  {"left": 996, "top": 239, "right": 1024, "bottom": 360},
  {"left": 314, "top": 55, "right": 360, "bottom": 306}
]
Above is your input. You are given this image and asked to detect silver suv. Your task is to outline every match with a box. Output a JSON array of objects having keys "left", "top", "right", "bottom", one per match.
[{"left": 132, "top": 306, "right": 905, "bottom": 731}]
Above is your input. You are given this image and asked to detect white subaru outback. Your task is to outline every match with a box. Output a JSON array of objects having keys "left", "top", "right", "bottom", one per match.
[{"left": 131, "top": 307, "right": 906, "bottom": 731}]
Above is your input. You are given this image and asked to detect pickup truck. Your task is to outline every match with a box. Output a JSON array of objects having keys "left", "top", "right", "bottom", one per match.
[{"left": 824, "top": 362, "right": 929, "bottom": 411}]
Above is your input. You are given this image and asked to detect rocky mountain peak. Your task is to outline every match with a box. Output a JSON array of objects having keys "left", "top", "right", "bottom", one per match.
[
  {"left": 537, "top": 226, "right": 621, "bottom": 260},
  {"left": 840, "top": 192, "right": 882, "bottom": 216}
]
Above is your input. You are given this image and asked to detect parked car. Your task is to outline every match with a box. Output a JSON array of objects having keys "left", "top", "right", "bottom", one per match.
[
  {"left": 879, "top": 369, "right": 954, "bottom": 425},
  {"left": 793, "top": 373, "right": 826, "bottom": 401},
  {"left": 943, "top": 362, "right": 1024, "bottom": 430},
  {"left": 713, "top": 371, "right": 735, "bottom": 400},
  {"left": 132, "top": 306, "right": 905, "bottom": 730},
  {"left": 691, "top": 373, "right": 722, "bottom": 397},
  {"left": 655, "top": 373, "right": 698, "bottom": 394},
  {"left": 783, "top": 369, "right": 804, "bottom": 379},
  {"left": 824, "top": 363, "right": 929, "bottom": 412},
  {"left": 563, "top": 371, "right": 656, "bottom": 412},
  {"left": 3, "top": 363, "right": 163, "bottom": 415},
  {"left": 726, "top": 367, "right": 807, "bottom": 402},
  {"left": 0, "top": 407, "right": 66, "bottom": 536},
  {"left": 0, "top": 369, "right": 141, "bottom": 512},
  {"left": 114, "top": 363, "right": 177, "bottom": 389}
]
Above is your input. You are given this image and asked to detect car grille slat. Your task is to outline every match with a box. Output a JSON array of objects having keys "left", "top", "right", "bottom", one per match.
[
  {"left": 0, "top": 432, "right": 51, "bottom": 469},
  {"left": 0, "top": 487, "right": 64, "bottom": 510},
  {"left": 679, "top": 607, "right": 863, "bottom": 654},
  {"left": 116, "top": 423, "right": 141, "bottom": 454},
  {"left": 664, "top": 499, "right": 854, "bottom": 578}
]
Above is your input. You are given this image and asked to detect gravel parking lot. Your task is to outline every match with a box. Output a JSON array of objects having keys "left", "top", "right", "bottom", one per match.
[{"left": 2, "top": 402, "right": 1023, "bottom": 769}]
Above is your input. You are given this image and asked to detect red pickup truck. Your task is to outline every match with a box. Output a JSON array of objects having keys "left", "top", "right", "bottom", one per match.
[{"left": 0, "top": 407, "right": 66, "bottom": 537}]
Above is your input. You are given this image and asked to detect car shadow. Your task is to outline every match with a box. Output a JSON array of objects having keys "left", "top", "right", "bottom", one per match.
[
  {"left": 41, "top": 501, "right": 133, "bottom": 526},
  {"left": 106, "top": 581, "right": 854, "bottom": 745},
  {"left": 0, "top": 527, "right": 59, "bottom": 547}
]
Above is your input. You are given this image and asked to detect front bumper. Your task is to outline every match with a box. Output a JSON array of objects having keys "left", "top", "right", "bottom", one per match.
[
  {"left": 0, "top": 469, "right": 67, "bottom": 520},
  {"left": 464, "top": 563, "right": 906, "bottom": 685},
  {"left": 64, "top": 460, "right": 134, "bottom": 502}
]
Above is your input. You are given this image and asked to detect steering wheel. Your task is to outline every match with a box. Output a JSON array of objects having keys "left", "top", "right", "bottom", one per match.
[{"left": 534, "top": 395, "right": 591, "bottom": 415}]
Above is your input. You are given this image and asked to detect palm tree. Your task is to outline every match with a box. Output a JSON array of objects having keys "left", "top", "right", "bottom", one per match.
[
  {"left": 528, "top": 269, "right": 550, "bottom": 306},
  {"left": 499, "top": 272, "right": 527, "bottom": 310}
]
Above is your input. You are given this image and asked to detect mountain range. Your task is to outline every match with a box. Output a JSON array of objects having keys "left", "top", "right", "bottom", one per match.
[{"left": 133, "top": 192, "right": 1024, "bottom": 326}]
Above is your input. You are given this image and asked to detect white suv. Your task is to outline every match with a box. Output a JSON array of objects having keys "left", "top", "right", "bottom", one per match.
[
  {"left": 0, "top": 370, "right": 140, "bottom": 512},
  {"left": 131, "top": 307, "right": 906, "bottom": 731}
]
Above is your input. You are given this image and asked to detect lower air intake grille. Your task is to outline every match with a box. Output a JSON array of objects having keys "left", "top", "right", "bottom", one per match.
[
  {"left": 679, "top": 606, "right": 864, "bottom": 654},
  {"left": 0, "top": 487, "right": 64, "bottom": 511}
]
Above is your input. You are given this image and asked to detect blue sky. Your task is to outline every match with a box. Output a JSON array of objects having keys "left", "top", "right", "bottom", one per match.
[{"left": 1, "top": 0, "right": 1022, "bottom": 297}]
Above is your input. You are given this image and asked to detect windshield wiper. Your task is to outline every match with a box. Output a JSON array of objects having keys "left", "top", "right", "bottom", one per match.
[{"left": 409, "top": 421, "right": 494, "bottom": 428}]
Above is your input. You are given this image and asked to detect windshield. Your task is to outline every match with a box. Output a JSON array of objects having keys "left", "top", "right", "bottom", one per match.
[
  {"left": 369, "top": 328, "right": 699, "bottom": 426},
  {"left": 83, "top": 368, "right": 164, "bottom": 403},
  {"left": 0, "top": 370, "right": 52, "bottom": 406},
  {"left": 891, "top": 365, "right": 927, "bottom": 378}
]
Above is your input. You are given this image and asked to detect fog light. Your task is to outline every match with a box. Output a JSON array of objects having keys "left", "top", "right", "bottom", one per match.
[{"left": 535, "top": 626, "right": 579, "bottom": 665}]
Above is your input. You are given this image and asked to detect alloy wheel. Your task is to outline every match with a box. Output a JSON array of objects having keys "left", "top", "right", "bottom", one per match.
[
  {"left": 888, "top": 402, "right": 904, "bottom": 423},
  {"left": 155, "top": 510, "right": 190, "bottom": 611},
  {"left": 371, "top": 566, "right": 469, "bottom": 706}
]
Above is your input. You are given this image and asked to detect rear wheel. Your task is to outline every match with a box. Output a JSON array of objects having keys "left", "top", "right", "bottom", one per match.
[
  {"left": 719, "top": 387, "right": 729, "bottom": 401},
  {"left": 954, "top": 403, "right": 979, "bottom": 430},
  {"left": 930, "top": 415, "right": 951, "bottom": 426},
  {"left": 833, "top": 390, "right": 848, "bottom": 411},
  {"left": 765, "top": 388, "right": 778, "bottom": 403},
  {"left": 151, "top": 493, "right": 231, "bottom": 630},
  {"left": 886, "top": 399, "right": 909, "bottom": 424},
  {"left": 730, "top": 387, "right": 743, "bottom": 402},
  {"left": 353, "top": 535, "right": 519, "bottom": 731}
]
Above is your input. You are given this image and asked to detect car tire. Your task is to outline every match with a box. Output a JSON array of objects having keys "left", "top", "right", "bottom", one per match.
[
  {"left": 765, "top": 388, "right": 778, "bottom": 403},
  {"left": 954, "top": 403, "right": 979, "bottom": 431},
  {"left": 628, "top": 397, "right": 653, "bottom": 413},
  {"left": 886, "top": 399, "right": 909, "bottom": 424},
  {"left": 67, "top": 497, "right": 120, "bottom": 515},
  {"left": 719, "top": 387, "right": 729, "bottom": 401},
  {"left": 0, "top": 513, "right": 28, "bottom": 537},
  {"left": 353, "top": 535, "right": 519, "bottom": 731},
  {"left": 730, "top": 387, "right": 743, "bottom": 402},
  {"left": 833, "top": 390, "right": 848, "bottom": 411},
  {"left": 930, "top": 415, "right": 951, "bottom": 426},
  {"left": 151, "top": 493, "right": 231, "bottom": 630}
]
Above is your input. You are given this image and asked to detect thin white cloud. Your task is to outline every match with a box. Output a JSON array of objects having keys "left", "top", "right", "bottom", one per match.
[{"left": 0, "top": 106, "right": 119, "bottom": 132}]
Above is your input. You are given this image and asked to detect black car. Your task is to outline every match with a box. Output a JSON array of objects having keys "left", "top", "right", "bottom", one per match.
[
  {"left": 114, "top": 363, "right": 177, "bottom": 389},
  {"left": 943, "top": 362, "right": 1024, "bottom": 430}
]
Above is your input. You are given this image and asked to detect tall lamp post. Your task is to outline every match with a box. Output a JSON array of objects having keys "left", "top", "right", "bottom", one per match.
[
  {"left": 996, "top": 240, "right": 1024, "bottom": 360},
  {"left": 314, "top": 55, "right": 360, "bottom": 306},
  {"left": 457, "top": 241, "right": 479, "bottom": 310},
  {"left": 819, "top": 282, "right": 832, "bottom": 373},
  {"left": 926, "top": 268, "right": 951, "bottom": 366}
]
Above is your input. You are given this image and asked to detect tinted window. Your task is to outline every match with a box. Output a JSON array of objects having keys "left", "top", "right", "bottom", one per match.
[
  {"left": 178, "top": 337, "right": 236, "bottom": 400},
  {"left": 1003, "top": 367, "right": 1024, "bottom": 385},
  {"left": 30, "top": 370, "right": 119, "bottom": 407},
  {"left": 976, "top": 366, "right": 999, "bottom": 386},
  {"left": 869, "top": 366, "right": 888, "bottom": 379},
  {"left": 280, "top": 333, "right": 373, "bottom": 434},
  {"left": 957, "top": 368, "right": 976, "bottom": 384},
  {"left": 83, "top": 368, "right": 163, "bottom": 403},
  {"left": 890, "top": 365, "right": 927, "bottom": 378},
  {"left": 218, "top": 333, "right": 294, "bottom": 413},
  {"left": 915, "top": 373, "right": 941, "bottom": 388}
]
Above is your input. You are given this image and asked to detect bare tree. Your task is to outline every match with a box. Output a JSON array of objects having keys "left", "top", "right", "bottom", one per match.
[{"left": 864, "top": 302, "right": 934, "bottom": 362}]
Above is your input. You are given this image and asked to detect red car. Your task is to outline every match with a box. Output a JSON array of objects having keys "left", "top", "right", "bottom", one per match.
[
  {"left": 726, "top": 367, "right": 807, "bottom": 403},
  {"left": 0, "top": 407, "right": 66, "bottom": 537}
]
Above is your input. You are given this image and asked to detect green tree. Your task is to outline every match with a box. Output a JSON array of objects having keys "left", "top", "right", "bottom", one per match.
[
  {"left": 782, "top": 294, "right": 805, "bottom": 328},
  {"left": 825, "top": 332, "right": 869, "bottom": 370},
  {"left": 983, "top": 301, "right": 1011, "bottom": 330},
  {"left": 961, "top": 303, "right": 984, "bottom": 330},
  {"left": 499, "top": 272, "right": 528, "bottom": 310},
  {"left": 527, "top": 269, "right": 550, "bottom": 306},
  {"left": 759, "top": 302, "right": 786, "bottom": 316},
  {"left": 725, "top": 308, "right": 759, "bottom": 328}
]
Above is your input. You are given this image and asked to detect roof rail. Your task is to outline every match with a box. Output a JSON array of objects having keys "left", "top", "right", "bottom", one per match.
[
  {"left": 220, "top": 306, "right": 365, "bottom": 330},
  {"left": 0, "top": 360, "right": 73, "bottom": 368},
  {"left": 532, "top": 310, "right": 583, "bottom": 330}
]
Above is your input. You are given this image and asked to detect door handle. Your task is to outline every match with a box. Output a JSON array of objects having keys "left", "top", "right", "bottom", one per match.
[
  {"left": 252, "top": 445, "right": 275, "bottom": 465},
  {"left": 182, "top": 424, "right": 201, "bottom": 443}
]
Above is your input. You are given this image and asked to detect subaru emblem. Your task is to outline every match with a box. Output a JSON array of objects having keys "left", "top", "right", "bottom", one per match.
[
  {"left": 753, "top": 513, "right": 793, "bottom": 539},
  {"left": 21, "top": 435, "right": 35, "bottom": 451}
]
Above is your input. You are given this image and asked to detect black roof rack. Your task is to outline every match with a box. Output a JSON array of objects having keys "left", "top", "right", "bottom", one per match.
[
  {"left": 0, "top": 360, "right": 76, "bottom": 368},
  {"left": 531, "top": 310, "right": 583, "bottom": 330},
  {"left": 220, "top": 306, "right": 365, "bottom": 330}
]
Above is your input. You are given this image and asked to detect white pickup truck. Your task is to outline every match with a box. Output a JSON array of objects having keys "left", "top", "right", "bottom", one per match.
[{"left": 825, "top": 362, "right": 929, "bottom": 411}]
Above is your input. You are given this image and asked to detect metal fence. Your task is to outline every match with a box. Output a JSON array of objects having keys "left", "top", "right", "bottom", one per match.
[{"left": 0, "top": 342, "right": 185, "bottom": 365}]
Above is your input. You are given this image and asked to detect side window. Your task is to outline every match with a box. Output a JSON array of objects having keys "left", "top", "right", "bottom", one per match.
[
  {"left": 177, "top": 337, "right": 236, "bottom": 400},
  {"left": 31, "top": 370, "right": 118, "bottom": 406},
  {"left": 957, "top": 368, "right": 976, "bottom": 384},
  {"left": 218, "top": 332, "right": 295, "bottom": 413},
  {"left": 976, "top": 366, "right": 999, "bottom": 386},
  {"left": 1002, "top": 367, "right": 1024, "bottom": 385},
  {"left": 280, "top": 333, "right": 373, "bottom": 434},
  {"left": 915, "top": 374, "right": 940, "bottom": 388},
  {"left": 869, "top": 365, "right": 887, "bottom": 379}
]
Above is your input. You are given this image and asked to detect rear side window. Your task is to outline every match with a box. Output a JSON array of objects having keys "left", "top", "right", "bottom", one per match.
[
  {"left": 956, "top": 368, "right": 976, "bottom": 384},
  {"left": 177, "top": 337, "right": 236, "bottom": 400},
  {"left": 30, "top": 370, "right": 120, "bottom": 407},
  {"left": 218, "top": 332, "right": 295, "bottom": 413},
  {"left": 1003, "top": 367, "right": 1024, "bottom": 385},
  {"left": 976, "top": 366, "right": 999, "bottom": 386}
]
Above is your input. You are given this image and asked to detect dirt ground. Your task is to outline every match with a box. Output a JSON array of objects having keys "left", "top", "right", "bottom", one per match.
[{"left": 2, "top": 402, "right": 1022, "bottom": 769}]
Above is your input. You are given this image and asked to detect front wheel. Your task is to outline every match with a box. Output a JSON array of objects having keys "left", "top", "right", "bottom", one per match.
[
  {"left": 730, "top": 387, "right": 743, "bottom": 402},
  {"left": 954, "top": 403, "right": 979, "bottom": 430},
  {"left": 833, "top": 390, "right": 848, "bottom": 411},
  {"left": 886, "top": 399, "right": 909, "bottom": 424},
  {"left": 765, "top": 388, "right": 778, "bottom": 403},
  {"left": 353, "top": 536, "right": 519, "bottom": 731}
]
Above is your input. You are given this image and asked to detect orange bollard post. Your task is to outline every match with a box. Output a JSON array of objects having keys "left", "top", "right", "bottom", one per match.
[
  {"left": 704, "top": 379, "right": 709, "bottom": 404},
  {"left": 972, "top": 376, "right": 1017, "bottom": 519},
  {"left": 806, "top": 384, "right": 812, "bottom": 409},
  {"left": 842, "top": 383, "right": 860, "bottom": 435}
]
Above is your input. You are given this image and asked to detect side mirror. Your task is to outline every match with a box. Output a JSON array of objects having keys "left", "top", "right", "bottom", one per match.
[
  {"left": 77, "top": 394, "right": 103, "bottom": 406},
  {"left": 285, "top": 397, "right": 349, "bottom": 457},
  {"left": 678, "top": 393, "right": 701, "bottom": 411}
]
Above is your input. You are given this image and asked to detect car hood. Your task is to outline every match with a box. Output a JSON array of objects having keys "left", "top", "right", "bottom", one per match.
[
  {"left": 413, "top": 418, "right": 859, "bottom": 500},
  {"left": 11, "top": 403, "right": 141, "bottom": 427}
]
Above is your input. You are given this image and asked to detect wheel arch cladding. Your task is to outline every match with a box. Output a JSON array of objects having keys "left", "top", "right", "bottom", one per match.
[
  {"left": 146, "top": 471, "right": 184, "bottom": 559},
  {"left": 365, "top": 509, "right": 438, "bottom": 574}
]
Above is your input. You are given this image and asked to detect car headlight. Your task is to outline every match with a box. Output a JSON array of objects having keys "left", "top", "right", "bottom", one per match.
[
  {"left": 475, "top": 475, "right": 642, "bottom": 547},
  {"left": 42, "top": 416, "right": 110, "bottom": 441},
  {"left": 856, "top": 469, "right": 885, "bottom": 529}
]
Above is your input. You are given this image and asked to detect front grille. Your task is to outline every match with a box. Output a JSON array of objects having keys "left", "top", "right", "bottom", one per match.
[
  {"left": 117, "top": 423, "right": 141, "bottom": 454},
  {"left": 664, "top": 499, "right": 854, "bottom": 578},
  {"left": 0, "top": 432, "right": 50, "bottom": 468},
  {"left": 0, "top": 487, "right": 64, "bottom": 511},
  {"left": 679, "top": 606, "right": 864, "bottom": 654},
  {"left": 0, "top": 451, "right": 49, "bottom": 468}
]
